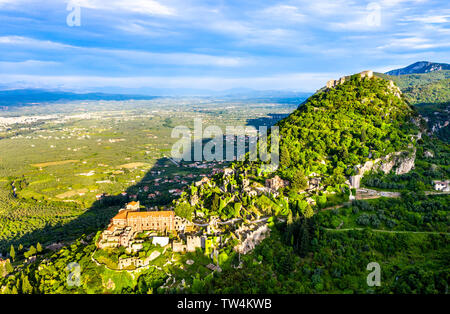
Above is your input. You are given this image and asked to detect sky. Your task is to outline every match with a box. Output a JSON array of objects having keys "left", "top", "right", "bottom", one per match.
[{"left": 0, "top": 0, "right": 449, "bottom": 93}]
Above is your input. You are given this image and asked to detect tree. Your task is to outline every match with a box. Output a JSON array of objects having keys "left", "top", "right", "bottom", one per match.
[
  {"left": 21, "top": 275, "right": 33, "bottom": 294},
  {"left": 37, "top": 242, "right": 43, "bottom": 253},
  {"left": 291, "top": 169, "right": 308, "bottom": 192},
  {"left": 9, "top": 245, "right": 15, "bottom": 261},
  {"left": 287, "top": 210, "right": 293, "bottom": 225},
  {"left": 280, "top": 146, "right": 291, "bottom": 168},
  {"left": 361, "top": 128, "right": 367, "bottom": 142},
  {"left": 298, "top": 220, "right": 311, "bottom": 257},
  {"left": 174, "top": 202, "right": 194, "bottom": 220},
  {"left": 24, "top": 246, "right": 36, "bottom": 259},
  {"left": 302, "top": 205, "right": 314, "bottom": 219},
  {"left": 5, "top": 260, "right": 13, "bottom": 274},
  {"left": 211, "top": 194, "right": 220, "bottom": 212}
]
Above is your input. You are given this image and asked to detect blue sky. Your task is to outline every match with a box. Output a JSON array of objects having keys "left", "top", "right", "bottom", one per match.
[{"left": 0, "top": 0, "right": 449, "bottom": 93}]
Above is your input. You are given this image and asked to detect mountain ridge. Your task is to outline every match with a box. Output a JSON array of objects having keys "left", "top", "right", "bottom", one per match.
[{"left": 385, "top": 61, "right": 450, "bottom": 75}]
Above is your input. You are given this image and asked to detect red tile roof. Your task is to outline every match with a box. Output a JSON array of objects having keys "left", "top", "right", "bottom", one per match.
[
  {"left": 127, "top": 211, "right": 174, "bottom": 219},
  {"left": 112, "top": 210, "right": 175, "bottom": 221}
]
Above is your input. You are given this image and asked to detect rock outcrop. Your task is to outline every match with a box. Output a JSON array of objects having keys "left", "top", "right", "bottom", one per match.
[{"left": 349, "top": 149, "right": 416, "bottom": 188}]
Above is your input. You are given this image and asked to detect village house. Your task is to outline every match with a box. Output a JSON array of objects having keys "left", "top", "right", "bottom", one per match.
[
  {"left": 195, "top": 176, "right": 210, "bottom": 187},
  {"left": 96, "top": 193, "right": 106, "bottom": 200},
  {"left": 0, "top": 258, "right": 9, "bottom": 268},
  {"left": 308, "top": 177, "right": 322, "bottom": 191},
  {"left": 433, "top": 180, "right": 450, "bottom": 192},
  {"left": 126, "top": 201, "right": 140, "bottom": 211},
  {"left": 152, "top": 236, "right": 169, "bottom": 247},
  {"left": 223, "top": 168, "right": 234, "bottom": 176},
  {"left": 118, "top": 256, "right": 147, "bottom": 270},
  {"left": 265, "top": 175, "right": 287, "bottom": 191}
]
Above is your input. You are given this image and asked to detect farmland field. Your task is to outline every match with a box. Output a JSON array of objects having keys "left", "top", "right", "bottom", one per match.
[{"left": 0, "top": 98, "right": 298, "bottom": 253}]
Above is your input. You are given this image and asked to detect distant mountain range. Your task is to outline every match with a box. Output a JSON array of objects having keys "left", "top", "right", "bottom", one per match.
[
  {"left": 385, "top": 61, "right": 450, "bottom": 75},
  {"left": 0, "top": 89, "right": 159, "bottom": 107},
  {"left": 0, "top": 88, "right": 311, "bottom": 107}
]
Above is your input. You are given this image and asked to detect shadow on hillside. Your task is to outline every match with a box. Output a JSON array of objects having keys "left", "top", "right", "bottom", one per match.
[
  {"left": 245, "top": 113, "right": 290, "bottom": 129},
  {"left": 1, "top": 110, "right": 292, "bottom": 256},
  {"left": 0, "top": 136, "right": 230, "bottom": 255}
]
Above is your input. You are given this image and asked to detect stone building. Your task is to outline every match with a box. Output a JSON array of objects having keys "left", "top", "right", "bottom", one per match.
[
  {"left": 111, "top": 210, "right": 176, "bottom": 233},
  {"left": 0, "top": 258, "right": 9, "bottom": 267},
  {"left": 308, "top": 177, "right": 322, "bottom": 191},
  {"left": 171, "top": 236, "right": 205, "bottom": 253},
  {"left": 326, "top": 70, "right": 374, "bottom": 89},
  {"left": 234, "top": 224, "right": 269, "bottom": 254},
  {"left": 127, "top": 211, "right": 175, "bottom": 232},
  {"left": 125, "top": 201, "right": 140, "bottom": 211},
  {"left": 99, "top": 206, "right": 195, "bottom": 249},
  {"left": 433, "top": 180, "right": 449, "bottom": 192},
  {"left": 118, "top": 257, "right": 146, "bottom": 270},
  {"left": 195, "top": 176, "right": 210, "bottom": 187},
  {"left": 0, "top": 258, "right": 10, "bottom": 277},
  {"left": 223, "top": 168, "right": 234, "bottom": 176},
  {"left": 265, "top": 175, "right": 286, "bottom": 190},
  {"left": 152, "top": 236, "right": 169, "bottom": 247}
]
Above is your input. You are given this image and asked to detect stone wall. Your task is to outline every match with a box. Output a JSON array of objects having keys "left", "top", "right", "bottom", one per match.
[
  {"left": 234, "top": 224, "right": 270, "bottom": 254},
  {"left": 326, "top": 70, "right": 373, "bottom": 89}
]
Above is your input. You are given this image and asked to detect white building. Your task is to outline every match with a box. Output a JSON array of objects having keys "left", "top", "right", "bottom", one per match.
[{"left": 433, "top": 180, "right": 449, "bottom": 192}]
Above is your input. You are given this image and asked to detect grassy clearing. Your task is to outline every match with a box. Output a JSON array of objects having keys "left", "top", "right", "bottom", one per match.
[{"left": 31, "top": 160, "right": 79, "bottom": 168}]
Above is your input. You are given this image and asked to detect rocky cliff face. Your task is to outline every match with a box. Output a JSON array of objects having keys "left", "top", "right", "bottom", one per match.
[{"left": 349, "top": 149, "right": 416, "bottom": 188}]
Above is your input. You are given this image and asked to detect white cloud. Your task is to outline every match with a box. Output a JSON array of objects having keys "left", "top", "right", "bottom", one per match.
[
  {"left": 0, "top": 36, "right": 75, "bottom": 49},
  {"left": 0, "top": 60, "right": 60, "bottom": 73},
  {"left": 75, "top": 0, "right": 176, "bottom": 16},
  {"left": 0, "top": 35, "right": 246, "bottom": 67},
  {"left": 402, "top": 15, "right": 450, "bottom": 24},
  {"left": 259, "top": 5, "right": 306, "bottom": 22},
  {"left": 378, "top": 35, "right": 450, "bottom": 50}
]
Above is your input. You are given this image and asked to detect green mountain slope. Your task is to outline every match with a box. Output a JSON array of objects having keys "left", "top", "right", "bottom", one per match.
[
  {"left": 276, "top": 73, "right": 416, "bottom": 184},
  {"left": 402, "top": 79, "right": 450, "bottom": 105},
  {"left": 171, "top": 73, "right": 418, "bottom": 222},
  {"left": 1, "top": 72, "right": 447, "bottom": 295},
  {"left": 376, "top": 70, "right": 450, "bottom": 90},
  {"left": 375, "top": 70, "right": 450, "bottom": 143}
]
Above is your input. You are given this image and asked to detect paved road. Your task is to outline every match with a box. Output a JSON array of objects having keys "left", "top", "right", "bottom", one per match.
[
  {"left": 322, "top": 188, "right": 448, "bottom": 211},
  {"left": 356, "top": 188, "right": 449, "bottom": 200}
]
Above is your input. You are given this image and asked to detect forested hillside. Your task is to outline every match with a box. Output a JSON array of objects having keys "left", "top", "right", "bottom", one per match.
[
  {"left": 376, "top": 70, "right": 449, "bottom": 143},
  {"left": 276, "top": 74, "right": 416, "bottom": 183},
  {"left": 1, "top": 73, "right": 448, "bottom": 295}
]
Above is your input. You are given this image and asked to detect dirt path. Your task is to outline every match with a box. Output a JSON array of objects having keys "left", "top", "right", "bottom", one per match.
[
  {"left": 321, "top": 188, "right": 448, "bottom": 211},
  {"left": 324, "top": 228, "right": 450, "bottom": 235}
]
